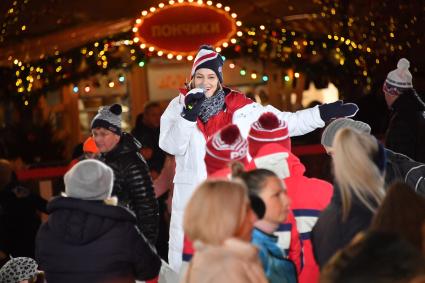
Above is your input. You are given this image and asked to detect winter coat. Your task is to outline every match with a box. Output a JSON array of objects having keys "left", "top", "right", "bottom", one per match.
[
  {"left": 385, "top": 148, "right": 425, "bottom": 195},
  {"left": 180, "top": 238, "right": 267, "bottom": 283},
  {"left": 35, "top": 197, "right": 161, "bottom": 283},
  {"left": 159, "top": 87, "right": 325, "bottom": 271},
  {"left": 385, "top": 89, "right": 425, "bottom": 163},
  {"left": 274, "top": 211, "right": 302, "bottom": 274},
  {"left": 283, "top": 147, "right": 333, "bottom": 283},
  {"left": 100, "top": 132, "right": 159, "bottom": 244},
  {"left": 252, "top": 228, "right": 297, "bottom": 283},
  {"left": 311, "top": 185, "right": 375, "bottom": 268}
]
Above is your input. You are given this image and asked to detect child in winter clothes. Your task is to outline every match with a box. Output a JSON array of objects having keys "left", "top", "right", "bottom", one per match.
[{"left": 233, "top": 168, "right": 297, "bottom": 283}]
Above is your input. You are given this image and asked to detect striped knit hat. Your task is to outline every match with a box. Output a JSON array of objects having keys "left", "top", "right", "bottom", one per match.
[
  {"left": 191, "top": 45, "right": 224, "bottom": 83},
  {"left": 385, "top": 58, "right": 413, "bottom": 89},
  {"left": 248, "top": 112, "right": 291, "bottom": 157},
  {"left": 205, "top": 124, "right": 248, "bottom": 175},
  {"left": 91, "top": 104, "right": 122, "bottom": 135}
]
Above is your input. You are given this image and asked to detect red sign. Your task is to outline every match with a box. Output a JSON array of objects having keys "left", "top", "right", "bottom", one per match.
[{"left": 134, "top": 2, "right": 237, "bottom": 56}]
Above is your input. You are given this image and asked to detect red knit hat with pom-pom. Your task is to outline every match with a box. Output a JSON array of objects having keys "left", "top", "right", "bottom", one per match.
[
  {"left": 205, "top": 124, "right": 248, "bottom": 175},
  {"left": 248, "top": 112, "right": 291, "bottom": 157}
]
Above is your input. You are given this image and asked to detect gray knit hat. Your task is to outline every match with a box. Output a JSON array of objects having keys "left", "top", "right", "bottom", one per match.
[
  {"left": 91, "top": 104, "right": 122, "bottom": 135},
  {"left": 321, "top": 118, "right": 372, "bottom": 148},
  {"left": 0, "top": 257, "right": 38, "bottom": 283},
  {"left": 64, "top": 159, "right": 114, "bottom": 200}
]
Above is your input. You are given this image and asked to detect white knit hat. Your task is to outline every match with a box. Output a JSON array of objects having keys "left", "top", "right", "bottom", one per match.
[
  {"left": 385, "top": 58, "right": 413, "bottom": 89},
  {"left": 64, "top": 159, "right": 114, "bottom": 200}
]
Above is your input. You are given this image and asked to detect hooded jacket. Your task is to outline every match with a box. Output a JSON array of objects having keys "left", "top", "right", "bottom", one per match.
[
  {"left": 101, "top": 132, "right": 159, "bottom": 244},
  {"left": 35, "top": 197, "right": 161, "bottom": 283},
  {"left": 284, "top": 148, "right": 333, "bottom": 283}
]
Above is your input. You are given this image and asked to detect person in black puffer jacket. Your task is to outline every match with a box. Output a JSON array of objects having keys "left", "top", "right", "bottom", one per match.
[
  {"left": 36, "top": 159, "right": 161, "bottom": 283},
  {"left": 383, "top": 58, "right": 425, "bottom": 163},
  {"left": 91, "top": 104, "right": 159, "bottom": 244}
]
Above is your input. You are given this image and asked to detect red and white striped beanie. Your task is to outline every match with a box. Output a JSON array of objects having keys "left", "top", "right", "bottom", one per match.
[
  {"left": 248, "top": 112, "right": 291, "bottom": 157},
  {"left": 191, "top": 45, "right": 224, "bottom": 83},
  {"left": 205, "top": 124, "right": 248, "bottom": 175}
]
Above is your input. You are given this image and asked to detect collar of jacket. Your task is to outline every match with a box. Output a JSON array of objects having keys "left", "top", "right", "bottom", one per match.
[
  {"left": 48, "top": 196, "right": 136, "bottom": 221},
  {"left": 391, "top": 89, "right": 425, "bottom": 113}
]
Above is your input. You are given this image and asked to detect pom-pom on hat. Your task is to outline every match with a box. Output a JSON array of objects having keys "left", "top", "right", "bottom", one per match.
[
  {"left": 91, "top": 104, "right": 122, "bottom": 135},
  {"left": 64, "top": 159, "right": 114, "bottom": 200},
  {"left": 205, "top": 124, "right": 248, "bottom": 175},
  {"left": 191, "top": 45, "right": 224, "bottom": 83},
  {"left": 321, "top": 118, "right": 371, "bottom": 148},
  {"left": 248, "top": 112, "right": 291, "bottom": 157},
  {"left": 385, "top": 58, "right": 413, "bottom": 89},
  {"left": 0, "top": 257, "right": 38, "bottom": 283}
]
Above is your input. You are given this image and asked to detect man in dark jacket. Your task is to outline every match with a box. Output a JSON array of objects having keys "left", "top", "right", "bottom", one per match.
[
  {"left": 383, "top": 58, "right": 425, "bottom": 163},
  {"left": 91, "top": 104, "right": 159, "bottom": 244},
  {"left": 36, "top": 159, "right": 161, "bottom": 283}
]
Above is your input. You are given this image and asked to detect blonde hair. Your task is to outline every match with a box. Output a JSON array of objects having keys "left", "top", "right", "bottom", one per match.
[
  {"left": 184, "top": 180, "right": 248, "bottom": 245},
  {"left": 332, "top": 128, "right": 385, "bottom": 220}
]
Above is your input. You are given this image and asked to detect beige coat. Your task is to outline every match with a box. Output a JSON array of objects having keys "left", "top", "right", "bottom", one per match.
[{"left": 180, "top": 238, "right": 267, "bottom": 283}]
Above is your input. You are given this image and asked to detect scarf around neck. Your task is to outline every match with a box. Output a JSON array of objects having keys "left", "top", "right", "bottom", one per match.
[{"left": 198, "top": 89, "right": 226, "bottom": 123}]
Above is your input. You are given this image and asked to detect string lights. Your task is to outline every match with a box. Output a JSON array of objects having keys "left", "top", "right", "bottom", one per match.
[{"left": 1, "top": 0, "right": 424, "bottom": 107}]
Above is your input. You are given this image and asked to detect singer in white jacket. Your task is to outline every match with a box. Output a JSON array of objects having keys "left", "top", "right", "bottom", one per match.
[{"left": 159, "top": 45, "right": 358, "bottom": 272}]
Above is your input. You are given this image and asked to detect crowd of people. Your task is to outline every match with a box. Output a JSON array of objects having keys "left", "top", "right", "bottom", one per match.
[{"left": 0, "top": 45, "right": 425, "bottom": 283}]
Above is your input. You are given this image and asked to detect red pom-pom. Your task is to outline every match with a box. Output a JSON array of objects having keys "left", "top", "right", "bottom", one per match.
[
  {"left": 220, "top": 125, "right": 240, "bottom": 144},
  {"left": 258, "top": 112, "right": 280, "bottom": 129}
]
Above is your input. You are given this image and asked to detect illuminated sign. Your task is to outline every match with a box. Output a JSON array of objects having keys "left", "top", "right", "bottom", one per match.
[{"left": 133, "top": 1, "right": 241, "bottom": 60}]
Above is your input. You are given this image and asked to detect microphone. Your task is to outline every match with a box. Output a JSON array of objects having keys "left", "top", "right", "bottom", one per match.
[{"left": 187, "top": 85, "right": 206, "bottom": 110}]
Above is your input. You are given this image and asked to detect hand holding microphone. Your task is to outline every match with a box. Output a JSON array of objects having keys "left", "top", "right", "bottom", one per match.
[{"left": 181, "top": 87, "right": 206, "bottom": 121}]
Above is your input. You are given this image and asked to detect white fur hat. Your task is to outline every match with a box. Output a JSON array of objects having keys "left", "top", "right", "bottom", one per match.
[
  {"left": 64, "top": 159, "right": 114, "bottom": 200},
  {"left": 385, "top": 58, "right": 413, "bottom": 89}
]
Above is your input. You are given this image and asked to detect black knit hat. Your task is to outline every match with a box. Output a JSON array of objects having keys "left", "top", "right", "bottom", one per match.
[
  {"left": 91, "top": 104, "right": 122, "bottom": 135},
  {"left": 191, "top": 45, "right": 224, "bottom": 83}
]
